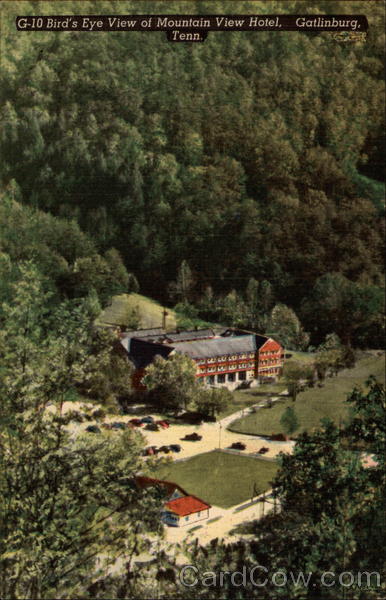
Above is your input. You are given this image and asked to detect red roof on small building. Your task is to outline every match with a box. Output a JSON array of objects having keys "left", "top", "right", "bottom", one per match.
[{"left": 165, "top": 494, "right": 211, "bottom": 517}]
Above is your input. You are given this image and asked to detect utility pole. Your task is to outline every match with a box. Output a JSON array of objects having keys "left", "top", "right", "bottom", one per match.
[{"left": 162, "top": 308, "right": 168, "bottom": 330}]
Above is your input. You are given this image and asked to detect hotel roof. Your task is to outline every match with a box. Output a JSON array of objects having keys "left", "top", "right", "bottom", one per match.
[{"left": 172, "top": 335, "right": 257, "bottom": 359}]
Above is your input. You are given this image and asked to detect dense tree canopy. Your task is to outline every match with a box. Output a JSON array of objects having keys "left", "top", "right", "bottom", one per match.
[
  {"left": 1, "top": 3, "right": 384, "bottom": 596},
  {"left": 0, "top": 264, "right": 163, "bottom": 599},
  {"left": 1, "top": 0, "right": 384, "bottom": 346},
  {"left": 0, "top": 195, "right": 136, "bottom": 307}
]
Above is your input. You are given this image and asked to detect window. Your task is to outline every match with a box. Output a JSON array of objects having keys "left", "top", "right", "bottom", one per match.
[
  {"left": 197, "top": 512, "right": 200, "bottom": 517},
  {"left": 207, "top": 375, "right": 215, "bottom": 385},
  {"left": 228, "top": 373, "right": 235, "bottom": 382},
  {"left": 185, "top": 516, "right": 189, "bottom": 521},
  {"left": 238, "top": 371, "right": 246, "bottom": 381},
  {"left": 217, "top": 374, "right": 225, "bottom": 384}
]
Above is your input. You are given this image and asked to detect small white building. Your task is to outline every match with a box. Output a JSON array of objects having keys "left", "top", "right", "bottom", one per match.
[
  {"left": 162, "top": 494, "right": 211, "bottom": 527},
  {"left": 135, "top": 476, "right": 211, "bottom": 527}
]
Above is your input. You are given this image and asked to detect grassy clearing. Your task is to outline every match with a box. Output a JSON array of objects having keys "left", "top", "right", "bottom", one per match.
[
  {"left": 216, "top": 382, "right": 287, "bottom": 420},
  {"left": 229, "top": 353, "right": 385, "bottom": 437},
  {"left": 287, "top": 351, "right": 316, "bottom": 364},
  {"left": 97, "top": 293, "right": 177, "bottom": 330},
  {"left": 217, "top": 384, "right": 287, "bottom": 420},
  {"left": 217, "top": 392, "right": 261, "bottom": 419},
  {"left": 152, "top": 450, "right": 278, "bottom": 508}
]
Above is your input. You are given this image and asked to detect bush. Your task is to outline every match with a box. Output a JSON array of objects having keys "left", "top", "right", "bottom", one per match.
[
  {"left": 92, "top": 408, "right": 106, "bottom": 420},
  {"left": 66, "top": 410, "right": 84, "bottom": 423}
]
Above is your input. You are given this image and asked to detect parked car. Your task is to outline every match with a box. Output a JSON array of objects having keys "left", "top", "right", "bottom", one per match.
[
  {"left": 129, "top": 418, "right": 143, "bottom": 427},
  {"left": 230, "top": 442, "right": 246, "bottom": 450},
  {"left": 156, "top": 420, "right": 170, "bottom": 428},
  {"left": 111, "top": 422, "right": 126, "bottom": 430},
  {"left": 169, "top": 444, "right": 181, "bottom": 453},
  {"left": 86, "top": 425, "right": 101, "bottom": 433},
  {"left": 141, "top": 416, "right": 154, "bottom": 424},
  {"left": 142, "top": 446, "right": 157, "bottom": 456},
  {"left": 183, "top": 432, "right": 202, "bottom": 441},
  {"left": 145, "top": 423, "right": 159, "bottom": 431},
  {"left": 158, "top": 445, "right": 171, "bottom": 454},
  {"left": 258, "top": 447, "right": 269, "bottom": 454}
]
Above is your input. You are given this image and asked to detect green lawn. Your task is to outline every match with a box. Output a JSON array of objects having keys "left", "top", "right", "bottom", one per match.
[
  {"left": 96, "top": 293, "right": 177, "bottom": 330},
  {"left": 229, "top": 353, "right": 385, "bottom": 437},
  {"left": 152, "top": 450, "right": 278, "bottom": 508},
  {"left": 217, "top": 392, "right": 263, "bottom": 419},
  {"left": 217, "top": 384, "right": 287, "bottom": 419},
  {"left": 287, "top": 351, "right": 316, "bottom": 364}
]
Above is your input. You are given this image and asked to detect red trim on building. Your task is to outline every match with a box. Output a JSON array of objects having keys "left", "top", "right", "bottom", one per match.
[{"left": 259, "top": 339, "right": 281, "bottom": 352}]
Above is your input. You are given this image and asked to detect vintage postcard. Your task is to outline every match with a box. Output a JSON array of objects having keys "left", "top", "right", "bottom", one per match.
[{"left": 1, "top": 1, "right": 385, "bottom": 598}]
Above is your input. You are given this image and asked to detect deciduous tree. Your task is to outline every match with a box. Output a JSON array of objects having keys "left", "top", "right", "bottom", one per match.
[{"left": 142, "top": 352, "right": 199, "bottom": 412}]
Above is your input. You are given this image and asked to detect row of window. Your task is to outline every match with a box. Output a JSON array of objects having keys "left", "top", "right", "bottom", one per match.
[
  {"left": 260, "top": 359, "right": 281, "bottom": 365},
  {"left": 201, "top": 362, "right": 255, "bottom": 374},
  {"left": 199, "top": 352, "right": 255, "bottom": 364}
]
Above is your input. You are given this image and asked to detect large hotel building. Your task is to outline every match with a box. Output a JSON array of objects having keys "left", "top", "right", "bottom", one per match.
[{"left": 120, "top": 327, "right": 284, "bottom": 391}]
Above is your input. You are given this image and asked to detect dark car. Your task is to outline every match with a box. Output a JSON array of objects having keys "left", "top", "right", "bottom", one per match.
[
  {"left": 158, "top": 445, "right": 171, "bottom": 454},
  {"left": 183, "top": 432, "right": 202, "bottom": 441},
  {"left": 230, "top": 442, "right": 246, "bottom": 450},
  {"left": 86, "top": 425, "right": 101, "bottom": 433},
  {"left": 111, "top": 422, "right": 126, "bottom": 430},
  {"left": 169, "top": 444, "right": 181, "bottom": 453},
  {"left": 258, "top": 447, "right": 269, "bottom": 454},
  {"left": 142, "top": 446, "right": 157, "bottom": 456},
  {"left": 145, "top": 423, "right": 159, "bottom": 431},
  {"left": 156, "top": 420, "right": 170, "bottom": 429},
  {"left": 129, "top": 418, "right": 142, "bottom": 426},
  {"left": 141, "top": 416, "right": 154, "bottom": 424}
]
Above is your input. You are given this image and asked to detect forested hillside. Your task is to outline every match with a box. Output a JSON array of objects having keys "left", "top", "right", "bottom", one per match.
[
  {"left": 1, "top": 0, "right": 385, "bottom": 346},
  {"left": 0, "top": 197, "right": 138, "bottom": 307}
]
